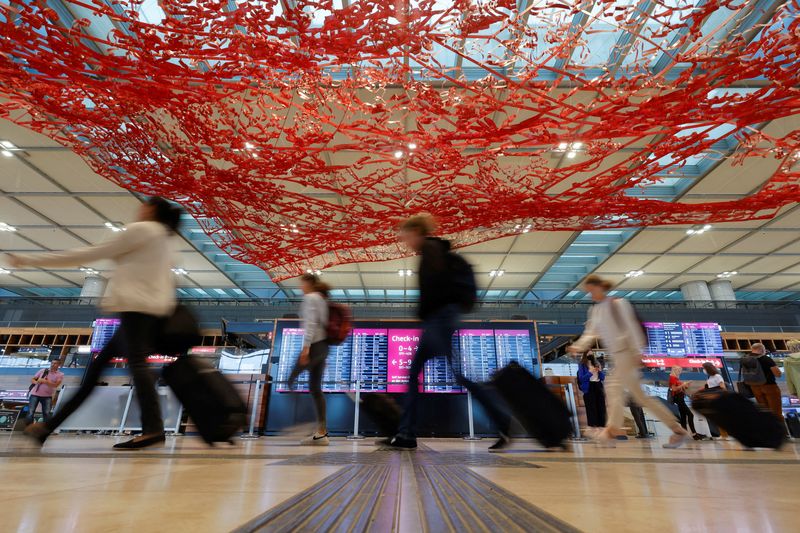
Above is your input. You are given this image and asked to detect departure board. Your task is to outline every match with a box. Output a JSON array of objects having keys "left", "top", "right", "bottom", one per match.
[
  {"left": 457, "top": 329, "right": 497, "bottom": 382},
  {"left": 322, "top": 336, "right": 353, "bottom": 392},
  {"left": 494, "top": 329, "right": 536, "bottom": 374},
  {"left": 275, "top": 328, "right": 306, "bottom": 392},
  {"left": 273, "top": 322, "right": 539, "bottom": 394},
  {"left": 644, "top": 322, "right": 723, "bottom": 356},
  {"left": 90, "top": 318, "right": 120, "bottom": 353},
  {"left": 353, "top": 328, "right": 389, "bottom": 392}
]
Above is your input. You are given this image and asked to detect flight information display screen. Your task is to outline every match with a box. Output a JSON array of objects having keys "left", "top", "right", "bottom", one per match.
[
  {"left": 274, "top": 321, "right": 538, "bottom": 394},
  {"left": 90, "top": 318, "right": 121, "bottom": 353},
  {"left": 643, "top": 322, "right": 723, "bottom": 356}
]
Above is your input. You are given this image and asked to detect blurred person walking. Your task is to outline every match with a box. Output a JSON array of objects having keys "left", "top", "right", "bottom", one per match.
[
  {"left": 577, "top": 352, "right": 606, "bottom": 432},
  {"left": 701, "top": 362, "right": 727, "bottom": 440},
  {"left": 26, "top": 360, "right": 63, "bottom": 425},
  {"left": 287, "top": 273, "right": 331, "bottom": 446},
  {"left": 568, "top": 275, "right": 690, "bottom": 448},
  {"left": 669, "top": 366, "right": 702, "bottom": 440},
  {"left": 7, "top": 197, "right": 182, "bottom": 449}
]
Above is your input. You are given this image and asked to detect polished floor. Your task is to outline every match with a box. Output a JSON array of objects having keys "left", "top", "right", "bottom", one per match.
[{"left": 0, "top": 433, "right": 798, "bottom": 532}]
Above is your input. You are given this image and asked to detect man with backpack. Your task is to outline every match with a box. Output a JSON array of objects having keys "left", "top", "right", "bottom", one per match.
[
  {"left": 26, "top": 359, "right": 63, "bottom": 425},
  {"left": 381, "top": 215, "right": 477, "bottom": 450},
  {"left": 742, "top": 343, "right": 784, "bottom": 423}
]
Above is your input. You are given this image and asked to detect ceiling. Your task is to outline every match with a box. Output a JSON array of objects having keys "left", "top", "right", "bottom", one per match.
[{"left": 0, "top": 0, "right": 798, "bottom": 302}]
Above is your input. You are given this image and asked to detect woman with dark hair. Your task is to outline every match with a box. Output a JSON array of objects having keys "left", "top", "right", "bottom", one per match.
[
  {"left": 577, "top": 351, "right": 606, "bottom": 431},
  {"left": 701, "top": 362, "right": 727, "bottom": 439},
  {"left": 287, "top": 273, "right": 331, "bottom": 445},
  {"left": 7, "top": 197, "right": 183, "bottom": 449}
]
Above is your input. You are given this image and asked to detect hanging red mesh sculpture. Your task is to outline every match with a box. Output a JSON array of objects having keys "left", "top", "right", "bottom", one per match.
[{"left": 0, "top": 0, "right": 798, "bottom": 279}]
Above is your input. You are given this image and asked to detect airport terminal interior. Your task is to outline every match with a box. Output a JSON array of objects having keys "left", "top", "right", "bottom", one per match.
[{"left": 1, "top": 0, "right": 800, "bottom": 531}]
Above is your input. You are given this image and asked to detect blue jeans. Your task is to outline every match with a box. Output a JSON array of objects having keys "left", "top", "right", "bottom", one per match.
[
  {"left": 27, "top": 395, "right": 52, "bottom": 423},
  {"left": 397, "top": 305, "right": 460, "bottom": 439}
]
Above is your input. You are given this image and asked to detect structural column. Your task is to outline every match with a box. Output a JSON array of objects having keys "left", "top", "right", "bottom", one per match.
[
  {"left": 708, "top": 279, "right": 736, "bottom": 308},
  {"left": 80, "top": 275, "right": 107, "bottom": 298},
  {"left": 679, "top": 280, "right": 711, "bottom": 307}
]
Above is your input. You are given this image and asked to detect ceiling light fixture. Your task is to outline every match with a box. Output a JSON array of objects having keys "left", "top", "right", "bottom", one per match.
[
  {"left": 489, "top": 269, "right": 505, "bottom": 277},
  {"left": 79, "top": 267, "right": 99, "bottom": 275},
  {"left": 716, "top": 271, "right": 737, "bottom": 278},
  {"left": 398, "top": 269, "right": 413, "bottom": 277},
  {"left": 558, "top": 142, "right": 568, "bottom": 150},
  {"left": 394, "top": 150, "right": 404, "bottom": 159},
  {"left": 407, "top": 142, "right": 417, "bottom": 150},
  {"left": 0, "top": 222, "right": 17, "bottom": 232},
  {"left": 0, "top": 268, "right": 10, "bottom": 275},
  {"left": 625, "top": 270, "right": 644, "bottom": 278},
  {"left": 686, "top": 224, "right": 712, "bottom": 235},
  {"left": 566, "top": 151, "right": 576, "bottom": 159},
  {"left": 104, "top": 221, "right": 125, "bottom": 232},
  {"left": 0, "top": 140, "right": 16, "bottom": 149},
  {"left": 305, "top": 268, "right": 322, "bottom": 275},
  {"left": 172, "top": 268, "right": 189, "bottom": 275},
  {"left": 1, "top": 150, "right": 13, "bottom": 158}
]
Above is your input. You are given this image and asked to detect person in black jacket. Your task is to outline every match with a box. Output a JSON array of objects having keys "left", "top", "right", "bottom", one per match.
[{"left": 381, "top": 215, "right": 462, "bottom": 450}]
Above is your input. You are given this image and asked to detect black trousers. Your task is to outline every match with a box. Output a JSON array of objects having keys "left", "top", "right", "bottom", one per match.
[
  {"left": 627, "top": 400, "right": 648, "bottom": 436},
  {"left": 584, "top": 381, "right": 607, "bottom": 428},
  {"left": 47, "top": 312, "right": 165, "bottom": 435},
  {"left": 287, "top": 341, "right": 330, "bottom": 428},
  {"left": 674, "top": 396, "right": 696, "bottom": 433}
]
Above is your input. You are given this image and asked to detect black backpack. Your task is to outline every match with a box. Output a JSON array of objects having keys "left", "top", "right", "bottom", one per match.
[{"left": 447, "top": 252, "right": 477, "bottom": 313}]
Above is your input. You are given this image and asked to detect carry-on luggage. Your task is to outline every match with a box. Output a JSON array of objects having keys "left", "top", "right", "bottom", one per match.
[
  {"left": 491, "top": 362, "right": 572, "bottom": 448},
  {"left": 785, "top": 410, "right": 800, "bottom": 439},
  {"left": 691, "top": 389, "right": 786, "bottom": 449},
  {"left": 162, "top": 356, "right": 247, "bottom": 445},
  {"left": 357, "top": 393, "right": 402, "bottom": 436}
]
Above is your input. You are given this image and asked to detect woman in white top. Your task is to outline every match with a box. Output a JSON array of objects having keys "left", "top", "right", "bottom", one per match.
[
  {"left": 287, "top": 273, "right": 330, "bottom": 446},
  {"left": 7, "top": 197, "right": 181, "bottom": 450},
  {"left": 568, "top": 275, "right": 690, "bottom": 448}
]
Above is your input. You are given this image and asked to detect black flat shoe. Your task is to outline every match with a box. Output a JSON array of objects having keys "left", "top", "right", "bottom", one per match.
[
  {"left": 488, "top": 434, "right": 510, "bottom": 452},
  {"left": 380, "top": 435, "right": 417, "bottom": 450},
  {"left": 113, "top": 434, "right": 166, "bottom": 449}
]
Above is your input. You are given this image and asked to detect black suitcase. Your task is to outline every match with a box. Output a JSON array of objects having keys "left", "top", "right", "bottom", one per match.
[
  {"left": 691, "top": 389, "right": 786, "bottom": 449},
  {"left": 491, "top": 362, "right": 572, "bottom": 448},
  {"left": 162, "top": 356, "right": 247, "bottom": 445},
  {"left": 785, "top": 410, "right": 800, "bottom": 439},
  {"left": 358, "top": 393, "right": 402, "bottom": 437}
]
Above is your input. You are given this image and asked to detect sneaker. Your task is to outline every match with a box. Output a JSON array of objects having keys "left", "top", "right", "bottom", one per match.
[
  {"left": 300, "top": 433, "right": 330, "bottom": 446},
  {"left": 663, "top": 429, "right": 691, "bottom": 449},
  {"left": 488, "top": 434, "right": 510, "bottom": 452},
  {"left": 380, "top": 435, "right": 417, "bottom": 450}
]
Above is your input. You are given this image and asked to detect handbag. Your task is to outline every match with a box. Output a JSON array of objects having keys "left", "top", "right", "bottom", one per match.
[{"left": 158, "top": 304, "right": 201, "bottom": 355}]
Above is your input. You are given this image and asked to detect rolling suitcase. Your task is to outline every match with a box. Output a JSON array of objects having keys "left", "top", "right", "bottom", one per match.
[
  {"left": 357, "top": 393, "right": 402, "bottom": 437},
  {"left": 785, "top": 410, "right": 800, "bottom": 439},
  {"left": 691, "top": 389, "right": 786, "bottom": 449},
  {"left": 491, "top": 362, "right": 572, "bottom": 448},
  {"left": 162, "top": 356, "right": 247, "bottom": 445}
]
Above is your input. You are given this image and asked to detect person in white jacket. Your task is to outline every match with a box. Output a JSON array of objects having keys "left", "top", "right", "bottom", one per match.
[
  {"left": 6, "top": 197, "right": 182, "bottom": 450},
  {"left": 568, "top": 275, "right": 690, "bottom": 449}
]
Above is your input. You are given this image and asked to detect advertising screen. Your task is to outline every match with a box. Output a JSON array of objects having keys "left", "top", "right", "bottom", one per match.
[{"left": 273, "top": 321, "right": 539, "bottom": 394}]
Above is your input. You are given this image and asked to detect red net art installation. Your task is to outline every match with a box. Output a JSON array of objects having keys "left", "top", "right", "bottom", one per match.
[{"left": 0, "top": 1, "right": 799, "bottom": 279}]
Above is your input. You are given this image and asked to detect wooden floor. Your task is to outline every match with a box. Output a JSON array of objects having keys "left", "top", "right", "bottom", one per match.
[{"left": 0, "top": 433, "right": 798, "bottom": 532}]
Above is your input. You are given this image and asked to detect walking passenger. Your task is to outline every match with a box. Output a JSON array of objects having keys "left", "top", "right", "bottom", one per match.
[
  {"left": 8, "top": 197, "right": 182, "bottom": 449},
  {"left": 701, "top": 362, "right": 727, "bottom": 439},
  {"left": 567, "top": 275, "right": 690, "bottom": 448},
  {"left": 577, "top": 352, "right": 606, "bottom": 432},
  {"left": 745, "top": 343, "right": 784, "bottom": 422},
  {"left": 669, "top": 366, "right": 702, "bottom": 440},
  {"left": 26, "top": 360, "right": 63, "bottom": 424},
  {"left": 287, "top": 273, "right": 331, "bottom": 446}
]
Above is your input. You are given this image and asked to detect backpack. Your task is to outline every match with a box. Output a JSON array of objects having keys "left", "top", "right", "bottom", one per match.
[
  {"left": 28, "top": 368, "right": 49, "bottom": 396},
  {"left": 740, "top": 355, "right": 767, "bottom": 385},
  {"left": 326, "top": 302, "right": 352, "bottom": 345},
  {"left": 447, "top": 252, "right": 477, "bottom": 313}
]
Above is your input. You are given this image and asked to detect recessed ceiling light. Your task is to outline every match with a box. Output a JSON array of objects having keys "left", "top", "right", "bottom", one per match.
[
  {"left": 558, "top": 142, "right": 568, "bottom": 150},
  {"left": 245, "top": 142, "right": 254, "bottom": 149},
  {"left": 1, "top": 150, "right": 13, "bottom": 158},
  {"left": 566, "top": 151, "right": 576, "bottom": 159},
  {"left": 0, "top": 268, "right": 10, "bottom": 275},
  {"left": 0, "top": 222, "right": 17, "bottom": 232},
  {"left": 394, "top": 150, "right": 404, "bottom": 159},
  {"left": 489, "top": 269, "right": 505, "bottom": 277},
  {"left": 172, "top": 268, "right": 188, "bottom": 275},
  {"left": 625, "top": 270, "right": 644, "bottom": 278},
  {"left": 398, "top": 269, "right": 413, "bottom": 277},
  {"left": 572, "top": 142, "right": 583, "bottom": 149},
  {"left": 0, "top": 140, "right": 16, "bottom": 149},
  {"left": 407, "top": 142, "right": 417, "bottom": 150},
  {"left": 716, "top": 271, "right": 737, "bottom": 278},
  {"left": 305, "top": 268, "right": 322, "bottom": 275},
  {"left": 686, "top": 224, "right": 711, "bottom": 235},
  {"left": 79, "top": 267, "right": 99, "bottom": 275}
]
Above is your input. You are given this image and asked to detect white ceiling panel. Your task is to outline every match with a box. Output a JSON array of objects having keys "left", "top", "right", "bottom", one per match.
[
  {"left": 20, "top": 228, "right": 88, "bottom": 249},
  {"left": 485, "top": 273, "right": 536, "bottom": 289},
  {"left": 461, "top": 253, "right": 508, "bottom": 273},
  {"left": 763, "top": 204, "right": 800, "bottom": 229},
  {"left": 25, "top": 151, "right": 126, "bottom": 193},
  {"left": 68, "top": 227, "right": 121, "bottom": 244},
  {"left": 360, "top": 272, "right": 408, "bottom": 288},
  {"left": 510, "top": 231, "right": 574, "bottom": 253},
  {"left": 0, "top": 116, "right": 61, "bottom": 148},
  {"left": 685, "top": 255, "right": 761, "bottom": 274},
  {"left": 499, "top": 254, "right": 555, "bottom": 272},
  {"left": 742, "top": 276, "right": 800, "bottom": 291},
  {"left": 595, "top": 254, "right": 658, "bottom": 273},
  {"left": 617, "top": 230, "right": 686, "bottom": 253},
  {"left": 737, "top": 256, "right": 800, "bottom": 275},
  {"left": 12, "top": 270, "right": 78, "bottom": 286},
  {"left": 616, "top": 274, "right": 674, "bottom": 290},
  {"left": 173, "top": 251, "right": 219, "bottom": 271},
  {"left": 0, "top": 156, "right": 62, "bottom": 192},
  {"left": 641, "top": 255, "right": 707, "bottom": 274},
  {"left": 20, "top": 196, "right": 107, "bottom": 226},
  {"left": 0, "top": 197, "right": 50, "bottom": 225},
  {"left": 80, "top": 195, "right": 143, "bottom": 222},
  {"left": 724, "top": 232, "right": 800, "bottom": 254},
  {"left": 461, "top": 236, "right": 514, "bottom": 253},
  {"left": 669, "top": 231, "right": 748, "bottom": 254},
  {"left": 0, "top": 232, "right": 43, "bottom": 251}
]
